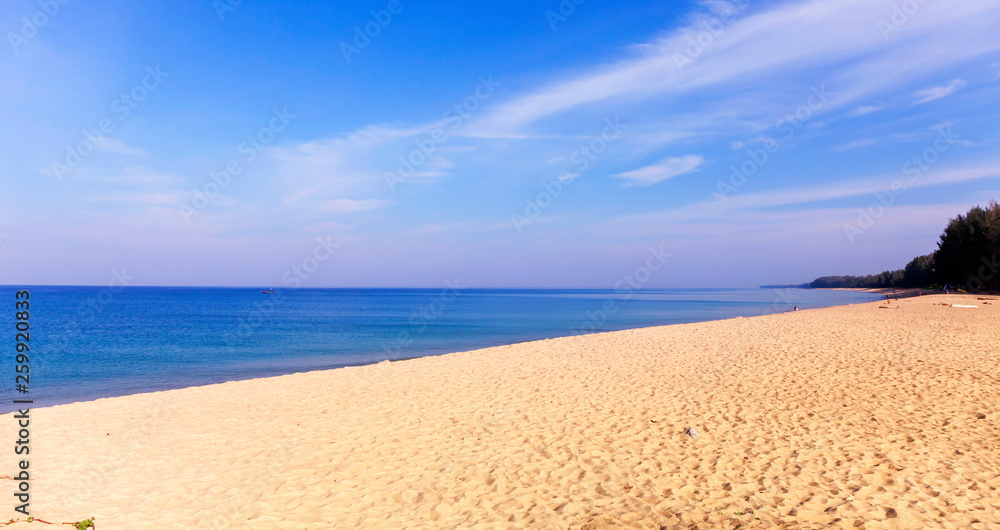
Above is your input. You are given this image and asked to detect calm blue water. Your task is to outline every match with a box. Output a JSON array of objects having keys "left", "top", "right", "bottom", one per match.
[{"left": 0, "top": 287, "right": 879, "bottom": 412}]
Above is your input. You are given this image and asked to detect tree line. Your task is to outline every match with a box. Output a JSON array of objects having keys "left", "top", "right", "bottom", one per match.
[{"left": 807, "top": 201, "right": 999, "bottom": 292}]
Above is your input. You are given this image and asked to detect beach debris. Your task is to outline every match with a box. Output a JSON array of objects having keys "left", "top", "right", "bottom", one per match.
[
  {"left": 683, "top": 427, "right": 699, "bottom": 439},
  {"left": 950, "top": 304, "right": 978, "bottom": 308}
]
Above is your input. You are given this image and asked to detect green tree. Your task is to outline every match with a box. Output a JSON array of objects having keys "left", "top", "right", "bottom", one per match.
[
  {"left": 902, "top": 254, "right": 935, "bottom": 287},
  {"left": 934, "top": 200, "right": 1000, "bottom": 291}
]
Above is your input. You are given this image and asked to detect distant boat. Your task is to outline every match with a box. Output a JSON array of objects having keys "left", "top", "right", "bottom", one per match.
[{"left": 261, "top": 289, "right": 275, "bottom": 294}]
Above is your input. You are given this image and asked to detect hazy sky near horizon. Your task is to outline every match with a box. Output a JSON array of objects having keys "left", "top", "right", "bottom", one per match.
[{"left": 2, "top": 0, "right": 999, "bottom": 288}]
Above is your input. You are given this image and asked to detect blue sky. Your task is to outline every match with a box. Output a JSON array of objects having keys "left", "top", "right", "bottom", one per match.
[{"left": 1, "top": 0, "right": 999, "bottom": 288}]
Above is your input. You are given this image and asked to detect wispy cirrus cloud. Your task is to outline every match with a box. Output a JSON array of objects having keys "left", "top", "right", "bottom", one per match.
[
  {"left": 612, "top": 155, "right": 705, "bottom": 186},
  {"left": 611, "top": 160, "right": 1000, "bottom": 227},
  {"left": 238, "top": 0, "right": 999, "bottom": 213},
  {"left": 466, "top": 0, "right": 1000, "bottom": 138},
  {"left": 912, "top": 79, "right": 966, "bottom": 105},
  {"left": 220, "top": 0, "right": 998, "bottom": 251},
  {"left": 264, "top": 126, "right": 411, "bottom": 205},
  {"left": 847, "top": 105, "right": 882, "bottom": 118}
]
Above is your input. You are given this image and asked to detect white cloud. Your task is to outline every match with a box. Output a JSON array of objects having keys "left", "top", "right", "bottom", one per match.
[
  {"left": 847, "top": 105, "right": 882, "bottom": 118},
  {"left": 912, "top": 79, "right": 966, "bottom": 105},
  {"left": 266, "top": 125, "right": 412, "bottom": 205},
  {"left": 618, "top": 160, "right": 1000, "bottom": 226},
  {"left": 467, "top": 0, "right": 1000, "bottom": 136},
  {"left": 154, "top": 0, "right": 997, "bottom": 239},
  {"left": 612, "top": 155, "right": 704, "bottom": 186},
  {"left": 249, "top": 0, "right": 999, "bottom": 210}
]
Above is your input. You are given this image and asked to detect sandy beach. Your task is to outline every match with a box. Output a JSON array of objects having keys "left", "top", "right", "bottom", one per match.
[{"left": 3, "top": 293, "right": 999, "bottom": 529}]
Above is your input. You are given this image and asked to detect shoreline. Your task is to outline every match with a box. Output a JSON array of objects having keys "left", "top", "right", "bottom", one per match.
[{"left": 4, "top": 293, "right": 998, "bottom": 528}]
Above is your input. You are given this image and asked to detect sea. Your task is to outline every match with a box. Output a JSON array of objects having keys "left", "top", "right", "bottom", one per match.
[{"left": 0, "top": 287, "right": 880, "bottom": 412}]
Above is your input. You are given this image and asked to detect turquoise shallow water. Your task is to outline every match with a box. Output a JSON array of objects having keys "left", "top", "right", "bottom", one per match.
[{"left": 0, "top": 287, "right": 879, "bottom": 411}]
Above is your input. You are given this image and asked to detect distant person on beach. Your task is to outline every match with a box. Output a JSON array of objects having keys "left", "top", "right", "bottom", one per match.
[{"left": 793, "top": 305, "right": 798, "bottom": 311}]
